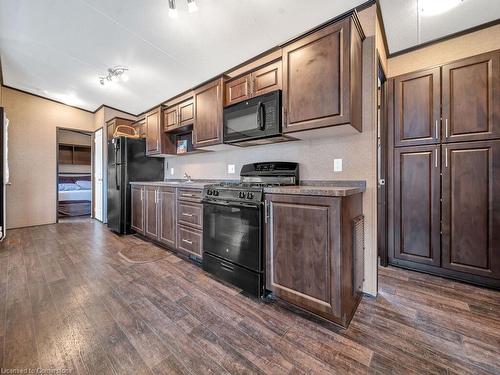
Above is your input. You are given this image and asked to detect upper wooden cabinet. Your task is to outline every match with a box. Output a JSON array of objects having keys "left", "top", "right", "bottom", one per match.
[
  {"left": 442, "top": 51, "right": 500, "bottom": 143},
  {"left": 193, "top": 78, "right": 224, "bottom": 148},
  {"left": 224, "top": 61, "right": 282, "bottom": 106},
  {"left": 164, "top": 95, "right": 195, "bottom": 132},
  {"left": 393, "top": 68, "right": 441, "bottom": 147},
  {"left": 282, "top": 15, "right": 364, "bottom": 133},
  {"left": 132, "top": 118, "right": 146, "bottom": 138},
  {"left": 145, "top": 107, "right": 175, "bottom": 156}
]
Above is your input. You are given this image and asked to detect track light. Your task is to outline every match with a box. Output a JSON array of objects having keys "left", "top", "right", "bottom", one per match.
[
  {"left": 187, "top": 0, "right": 198, "bottom": 13},
  {"left": 168, "top": 0, "right": 178, "bottom": 18},
  {"left": 99, "top": 66, "right": 130, "bottom": 87}
]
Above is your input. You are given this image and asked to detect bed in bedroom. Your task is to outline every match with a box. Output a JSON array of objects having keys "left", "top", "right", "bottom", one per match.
[{"left": 58, "top": 174, "right": 91, "bottom": 217}]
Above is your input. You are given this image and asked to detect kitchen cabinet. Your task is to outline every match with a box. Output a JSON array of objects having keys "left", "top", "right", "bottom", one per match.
[
  {"left": 193, "top": 78, "right": 224, "bottom": 148},
  {"left": 131, "top": 185, "right": 144, "bottom": 234},
  {"left": 145, "top": 186, "right": 159, "bottom": 238},
  {"left": 224, "top": 61, "right": 282, "bottom": 106},
  {"left": 164, "top": 96, "right": 195, "bottom": 132},
  {"left": 441, "top": 140, "right": 500, "bottom": 278},
  {"left": 392, "top": 145, "right": 441, "bottom": 266},
  {"left": 177, "top": 188, "right": 203, "bottom": 259},
  {"left": 393, "top": 68, "right": 440, "bottom": 147},
  {"left": 106, "top": 117, "right": 135, "bottom": 140},
  {"left": 158, "top": 187, "right": 177, "bottom": 248},
  {"left": 442, "top": 51, "right": 500, "bottom": 143},
  {"left": 145, "top": 107, "right": 175, "bottom": 155},
  {"left": 282, "top": 15, "right": 364, "bottom": 133},
  {"left": 265, "top": 193, "right": 364, "bottom": 327}
]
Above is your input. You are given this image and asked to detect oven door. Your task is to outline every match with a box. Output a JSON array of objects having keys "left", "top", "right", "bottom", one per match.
[
  {"left": 223, "top": 90, "right": 281, "bottom": 144},
  {"left": 202, "top": 200, "right": 262, "bottom": 272}
]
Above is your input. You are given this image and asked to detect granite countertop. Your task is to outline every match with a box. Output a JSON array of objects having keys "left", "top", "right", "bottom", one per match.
[
  {"left": 129, "top": 181, "right": 209, "bottom": 189},
  {"left": 263, "top": 185, "right": 364, "bottom": 197},
  {"left": 130, "top": 180, "right": 366, "bottom": 196}
]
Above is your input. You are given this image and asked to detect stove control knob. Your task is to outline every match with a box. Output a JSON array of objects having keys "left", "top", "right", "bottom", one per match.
[
  {"left": 246, "top": 192, "right": 254, "bottom": 199},
  {"left": 238, "top": 191, "right": 245, "bottom": 198},
  {"left": 213, "top": 190, "right": 219, "bottom": 196},
  {"left": 207, "top": 189, "right": 213, "bottom": 195}
]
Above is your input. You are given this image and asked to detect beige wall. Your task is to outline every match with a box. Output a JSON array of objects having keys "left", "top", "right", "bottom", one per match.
[
  {"left": 166, "top": 5, "right": 380, "bottom": 295},
  {"left": 387, "top": 23, "right": 500, "bottom": 77},
  {"left": 2, "top": 87, "right": 95, "bottom": 228}
]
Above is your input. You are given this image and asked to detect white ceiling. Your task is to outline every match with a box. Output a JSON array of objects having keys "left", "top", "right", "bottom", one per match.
[
  {"left": 379, "top": 0, "right": 500, "bottom": 54},
  {"left": 0, "top": 0, "right": 365, "bottom": 114}
]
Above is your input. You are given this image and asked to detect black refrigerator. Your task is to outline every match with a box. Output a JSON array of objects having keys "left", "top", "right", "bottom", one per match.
[{"left": 107, "top": 136, "right": 164, "bottom": 234}]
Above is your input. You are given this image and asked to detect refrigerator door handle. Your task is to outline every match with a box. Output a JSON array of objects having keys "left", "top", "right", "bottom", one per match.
[{"left": 115, "top": 163, "right": 120, "bottom": 190}]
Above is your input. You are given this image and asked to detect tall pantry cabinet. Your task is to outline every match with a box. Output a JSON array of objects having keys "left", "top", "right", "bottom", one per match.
[{"left": 388, "top": 50, "right": 500, "bottom": 288}]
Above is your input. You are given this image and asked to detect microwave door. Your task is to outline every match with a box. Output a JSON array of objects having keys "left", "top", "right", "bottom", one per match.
[{"left": 225, "top": 104, "right": 260, "bottom": 141}]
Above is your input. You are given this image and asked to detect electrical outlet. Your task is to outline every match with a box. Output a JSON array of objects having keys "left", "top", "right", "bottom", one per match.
[
  {"left": 227, "top": 164, "right": 235, "bottom": 174},
  {"left": 170, "top": 167, "right": 175, "bottom": 175},
  {"left": 334, "top": 159, "right": 343, "bottom": 172}
]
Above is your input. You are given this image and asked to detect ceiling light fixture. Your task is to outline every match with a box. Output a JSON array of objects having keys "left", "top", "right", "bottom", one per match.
[
  {"left": 187, "top": 0, "right": 198, "bottom": 13},
  {"left": 168, "top": 0, "right": 178, "bottom": 18},
  {"left": 419, "top": 0, "right": 464, "bottom": 16},
  {"left": 99, "top": 66, "right": 129, "bottom": 87}
]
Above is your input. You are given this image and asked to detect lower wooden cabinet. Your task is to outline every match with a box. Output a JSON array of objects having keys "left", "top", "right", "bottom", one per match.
[
  {"left": 158, "top": 187, "right": 177, "bottom": 248},
  {"left": 130, "top": 185, "right": 145, "bottom": 234},
  {"left": 177, "top": 225, "right": 203, "bottom": 258},
  {"left": 265, "top": 193, "right": 364, "bottom": 327},
  {"left": 393, "top": 145, "right": 441, "bottom": 266},
  {"left": 441, "top": 140, "right": 500, "bottom": 279},
  {"left": 389, "top": 140, "right": 500, "bottom": 287}
]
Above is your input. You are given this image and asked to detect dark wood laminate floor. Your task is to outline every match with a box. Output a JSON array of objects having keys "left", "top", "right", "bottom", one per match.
[{"left": 1, "top": 219, "right": 499, "bottom": 374}]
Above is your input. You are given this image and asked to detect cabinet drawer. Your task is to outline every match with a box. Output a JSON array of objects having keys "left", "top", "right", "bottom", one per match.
[
  {"left": 177, "top": 226, "right": 202, "bottom": 258},
  {"left": 177, "top": 202, "right": 202, "bottom": 228},
  {"left": 177, "top": 188, "right": 203, "bottom": 202}
]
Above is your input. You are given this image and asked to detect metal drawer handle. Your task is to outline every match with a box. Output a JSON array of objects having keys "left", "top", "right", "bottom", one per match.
[
  {"left": 182, "top": 239, "right": 193, "bottom": 245},
  {"left": 181, "top": 193, "right": 195, "bottom": 197},
  {"left": 182, "top": 213, "right": 193, "bottom": 217}
]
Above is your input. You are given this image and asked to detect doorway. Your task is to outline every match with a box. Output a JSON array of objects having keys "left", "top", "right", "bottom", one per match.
[
  {"left": 56, "top": 128, "right": 93, "bottom": 221},
  {"left": 94, "top": 128, "right": 104, "bottom": 222}
]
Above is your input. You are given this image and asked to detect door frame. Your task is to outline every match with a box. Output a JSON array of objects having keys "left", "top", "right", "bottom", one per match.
[
  {"left": 376, "top": 56, "right": 388, "bottom": 267},
  {"left": 55, "top": 126, "right": 93, "bottom": 223},
  {"left": 93, "top": 127, "right": 104, "bottom": 222}
]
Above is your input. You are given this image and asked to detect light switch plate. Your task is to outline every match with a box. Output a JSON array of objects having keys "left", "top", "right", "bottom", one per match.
[
  {"left": 334, "top": 159, "right": 343, "bottom": 172},
  {"left": 227, "top": 164, "right": 235, "bottom": 174},
  {"left": 170, "top": 167, "right": 175, "bottom": 175}
]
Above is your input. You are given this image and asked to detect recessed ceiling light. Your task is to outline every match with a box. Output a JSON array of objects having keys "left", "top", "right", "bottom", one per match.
[{"left": 419, "top": 0, "right": 464, "bottom": 16}]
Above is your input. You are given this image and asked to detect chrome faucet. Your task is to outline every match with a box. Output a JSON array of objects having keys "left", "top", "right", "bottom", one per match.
[{"left": 183, "top": 171, "right": 192, "bottom": 182}]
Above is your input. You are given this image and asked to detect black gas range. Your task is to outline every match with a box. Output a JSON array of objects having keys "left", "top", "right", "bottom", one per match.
[{"left": 201, "top": 162, "right": 299, "bottom": 297}]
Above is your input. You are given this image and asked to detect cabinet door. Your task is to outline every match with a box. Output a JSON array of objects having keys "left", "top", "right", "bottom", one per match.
[
  {"left": 164, "top": 106, "right": 178, "bottom": 131},
  {"left": 442, "top": 51, "right": 500, "bottom": 143},
  {"left": 158, "top": 187, "right": 176, "bottom": 248},
  {"left": 145, "top": 187, "right": 158, "bottom": 238},
  {"left": 130, "top": 186, "right": 144, "bottom": 234},
  {"left": 252, "top": 61, "right": 282, "bottom": 97},
  {"left": 224, "top": 75, "right": 251, "bottom": 106},
  {"left": 178, "top": 98, "right": 194, "bottom": 126},
  {"left": 282, "top": 19, "right": 351, "bottom": 133},
  {"left": 193, "top": 78, "right": 223, "bottom": 147},
  {"left": 393, "top": 145, "right": 441, "bottom": 266},
  {"left": 145, "top": 109, "right": 161, "bottom": 155},
  {"left": 441, "top": 140, "right": 500, "bottom": 278},
  {"left": 394, "top": 68, "right": 440, "bottom": 147},
  {"left": 266, "top": 194, "right": 341, "bottom": 321}
]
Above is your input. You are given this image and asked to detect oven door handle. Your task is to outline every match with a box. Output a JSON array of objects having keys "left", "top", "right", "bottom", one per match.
[{"left": 202, "top": 199, "right": 261, "bottom": 209}]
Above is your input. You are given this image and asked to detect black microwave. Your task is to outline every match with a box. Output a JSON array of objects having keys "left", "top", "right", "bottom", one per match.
[{"left": 223, "top": 90, "right": 283, "bottom": 145}]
